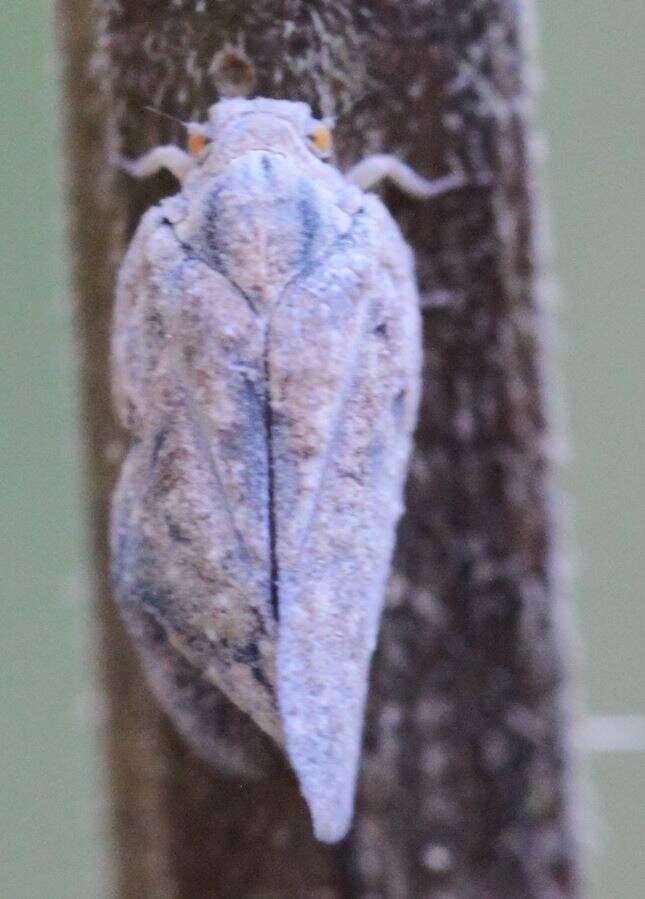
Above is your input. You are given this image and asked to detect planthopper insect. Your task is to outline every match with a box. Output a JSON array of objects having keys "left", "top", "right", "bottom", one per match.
[{"left": 111, "top": 96, "right": 462, "bottom": 842}]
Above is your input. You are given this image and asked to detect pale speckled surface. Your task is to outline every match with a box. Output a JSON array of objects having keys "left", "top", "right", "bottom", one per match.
[{"left": 111, "top": 99, "right": 422, "bottom": 842}]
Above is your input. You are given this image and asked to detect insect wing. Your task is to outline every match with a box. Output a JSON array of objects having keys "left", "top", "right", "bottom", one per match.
[
  {"left": 269, "top": 209, "right": 421, "bottom": 841},
  {"left": 112, "top": 215, "right": 281, "bottom": 740}
]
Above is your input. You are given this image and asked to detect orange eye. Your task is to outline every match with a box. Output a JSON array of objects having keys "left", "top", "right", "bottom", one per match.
[
  {"left": 310, "top": 126, "right": 333, "bottom": 156},
  {"left": 187, "top": 132, "right": 208, "bottom": 157}
]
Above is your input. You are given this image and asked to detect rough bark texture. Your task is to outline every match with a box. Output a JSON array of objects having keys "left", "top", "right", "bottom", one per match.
[{"left": 58, "top": 0, "right": 579, "bottom": 896}]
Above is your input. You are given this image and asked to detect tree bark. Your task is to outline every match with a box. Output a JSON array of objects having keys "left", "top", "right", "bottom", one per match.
[{"left": 58, "top": 1, "right": 579, "bottom": 896}]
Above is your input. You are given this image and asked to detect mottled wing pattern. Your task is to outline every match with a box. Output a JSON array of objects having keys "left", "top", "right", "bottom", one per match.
[
  {"left": 111, "top": 142, "right": 422, "bottom": 845},
  {"left": 111, "top": 206, "right": 280, "bottom": 740},
  {"left": 269, "top": 198, "right": 421, "bottom": 840}
]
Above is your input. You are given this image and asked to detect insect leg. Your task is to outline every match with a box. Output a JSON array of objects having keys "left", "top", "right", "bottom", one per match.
[
  {"left": 346, "top": 154, "right": 465, "bottom": 198},
  {"left": 115, "top": 145, "right": 195, "bottom": 183}
]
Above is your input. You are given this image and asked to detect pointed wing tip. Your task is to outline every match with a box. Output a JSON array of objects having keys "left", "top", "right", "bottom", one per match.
[
  {"left": 305, "top": 779, "right": 354, "bottom": 843},
  {"left": 277, "top": 613, "right": 371, "bottom": 846},
  {"left": 312, "top": 813, "right": 352, "bottom": 844},
  {"left": 288, "top": 745, "right": 358, "bottom": 844}
]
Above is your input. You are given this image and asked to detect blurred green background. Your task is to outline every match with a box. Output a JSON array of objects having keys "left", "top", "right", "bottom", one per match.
[{"left": 0, "top": 2, "right": 642, "bottom": 896}]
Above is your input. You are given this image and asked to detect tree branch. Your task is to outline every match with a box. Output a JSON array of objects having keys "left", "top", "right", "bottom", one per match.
[{"left": 58, "top": 0, "right": 579, "bottom": 895}]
